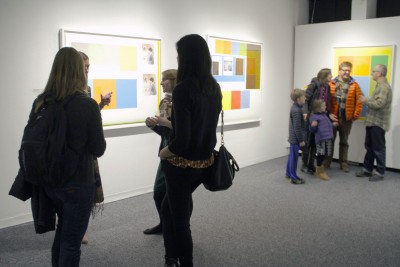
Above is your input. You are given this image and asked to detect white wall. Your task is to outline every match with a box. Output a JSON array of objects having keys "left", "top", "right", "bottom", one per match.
[
  {"left": 0, "top": 0, "right": 309, "bottom": 229},
  {"left": 294, "top": 17, "right": 400, "bottom": 169}
]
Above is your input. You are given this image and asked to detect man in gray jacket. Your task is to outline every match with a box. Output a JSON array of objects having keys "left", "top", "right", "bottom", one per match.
[{"left": 356, "top": 64, "right": 392, "bottom": 181}]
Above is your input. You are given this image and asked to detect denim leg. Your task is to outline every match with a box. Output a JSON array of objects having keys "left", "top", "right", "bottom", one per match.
[
  {"left": 286, "top": 144, "right": 300, "bottom": 179},
  {"left": 45, "top": 183, "right": 95, "bottom": 267},
  {"left": 370, "top": 126, "right": 386, "bottom": 175},
  {"left": 363, "top": 127, "right": 375, "bottom": 173}
]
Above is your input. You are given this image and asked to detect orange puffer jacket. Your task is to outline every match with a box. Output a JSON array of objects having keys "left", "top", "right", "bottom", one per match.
[{"left": 329, "top": 77, "right": 363, "bottom": 121}]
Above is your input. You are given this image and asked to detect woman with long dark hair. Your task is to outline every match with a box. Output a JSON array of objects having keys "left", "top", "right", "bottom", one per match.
[
  {"left": 159, "top": 34, "right": 222, "bottom": 267},
  {"left": 301, "top": 68, "right": 333, "bottom": 174}
]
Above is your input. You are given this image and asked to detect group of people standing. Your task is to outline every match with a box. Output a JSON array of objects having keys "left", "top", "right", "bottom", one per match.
[
  {"left": 20, "top": 32, "right": 393, "bottom": 266},
  {"left": 286, "top": 62, "right": 393, "bottom": 184},
  {"left": 23, "top": 34, "right": 221, "bottom": 267}
]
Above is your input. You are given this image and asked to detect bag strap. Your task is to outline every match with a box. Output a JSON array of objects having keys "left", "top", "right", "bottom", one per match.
[
  {"left": 220, "top": 110, "right": 224, "bottom": 145},
  {"left": 219, "top": 110, "right": 239, "bottom": 172}
]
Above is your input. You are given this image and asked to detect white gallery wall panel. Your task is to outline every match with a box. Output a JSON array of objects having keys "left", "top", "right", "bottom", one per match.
[
  {"left": 294, "top": 17, "right": 400, "bottom": 169},
  {"left": 0, "top": 0, "right": 308, "bottom": 229}
]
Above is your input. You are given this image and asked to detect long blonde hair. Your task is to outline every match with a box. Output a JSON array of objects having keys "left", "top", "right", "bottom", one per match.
[{"left": 35, "top": 47, "right": 87, "bottom": 112}]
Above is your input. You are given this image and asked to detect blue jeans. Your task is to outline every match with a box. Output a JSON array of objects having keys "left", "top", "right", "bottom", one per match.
[
  {"left": 363, "top": 126, "right": 386, "bottom": 175},
  {"left": 161, "top": 160, "right": 206, "bottom": 267},
  {"left": 44, "top": 182, "right": 95, "bottom": 267},
  {"left": 286, "top": 144, "right": 300, "bottom": 179}
]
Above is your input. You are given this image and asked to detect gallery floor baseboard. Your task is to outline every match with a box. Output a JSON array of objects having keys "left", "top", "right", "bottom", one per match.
[
  {"left": 0, "top": 213, "right": 33, "bottom": 230},
  {"left": 0, "top": 186, "right": 154, "bottom": 230},
  {"left": 103, "top": 185, "right": 154, "bottom": 204},
  {"left": 240, "top": 152, "right": 288, "bottom": 168}
]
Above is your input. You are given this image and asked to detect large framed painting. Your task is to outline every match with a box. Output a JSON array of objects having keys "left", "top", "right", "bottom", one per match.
[
  {"left": 207, "top": 35, "right": 262, "bottom": 125},
  {"left": 60, "top": 29, "right": 161, "bottom": 127},
  {"left": 333, "top": 45, "right": 394, "bottom": 117}
]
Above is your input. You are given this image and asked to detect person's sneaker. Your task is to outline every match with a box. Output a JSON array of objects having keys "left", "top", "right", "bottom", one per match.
[
  {"left": 143, "top": 224, "right": 162, "bottom": 235},
  {"left": 356, "top": 170, "right": 372, "bottom": 177},
  {"left": 369, "top": 173, "right": 384, "bottom": 182},
  {"left": 290, "top": 178, "right": 305, "bottom": 184}
]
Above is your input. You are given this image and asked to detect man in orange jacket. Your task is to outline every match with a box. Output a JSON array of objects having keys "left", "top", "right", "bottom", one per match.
[{"left": 326, "top": 61, "right": 363, "bottom": 172}]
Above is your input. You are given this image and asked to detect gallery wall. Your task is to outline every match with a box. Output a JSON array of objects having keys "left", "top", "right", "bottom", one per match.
[
  {"left": 0, "top": 0, "right": 308, "bottom": 229},
  {"left": 294, "top": 16, "right": 400, "bottom": 169}
]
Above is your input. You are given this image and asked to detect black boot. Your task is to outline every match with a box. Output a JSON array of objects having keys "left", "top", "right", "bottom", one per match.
[
  {"left": 301, "top": 151, "right": 310, "bottom": 173},
  {"left": 143, "top": 191, "right": 166, "bottom": 235},
  {"left": 301, "top": 146, "right": 314, "bottom": 174},
  {"left": 165, "top": 258, "right": 179, "bottom": 267},
  {"left": 307, "top": 146, "right": 316, "bottom": 174}
]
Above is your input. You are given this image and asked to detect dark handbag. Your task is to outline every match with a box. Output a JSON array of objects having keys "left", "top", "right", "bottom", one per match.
[{"left": 204, "top": 111, "right": 239, "bottom": 191}]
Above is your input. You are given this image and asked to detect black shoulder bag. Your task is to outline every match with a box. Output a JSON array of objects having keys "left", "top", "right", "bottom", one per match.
[{"left": 203, "top": 111, "right": 239, "bottom": 192}]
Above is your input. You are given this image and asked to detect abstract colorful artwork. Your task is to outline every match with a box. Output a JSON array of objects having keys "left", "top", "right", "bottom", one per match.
[
  {"left": 207, "top": 36, "right": 262, "bottom": 124},
  {"left": 60, "top": 30, "right": 161, "bottom": 126},
  {"left": 333, "top": 46, "right": 394, "bottom": 117}
]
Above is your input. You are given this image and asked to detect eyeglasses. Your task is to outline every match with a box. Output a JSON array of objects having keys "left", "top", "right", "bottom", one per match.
[
  {"left": 372, "top": 70, "right": 380, "bottom": 73},
  {"left": 340, "top": 69, "right": 351, "bottom": 73}
]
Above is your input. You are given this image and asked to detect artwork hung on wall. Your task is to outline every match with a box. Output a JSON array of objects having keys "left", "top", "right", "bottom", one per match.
[
  {"left": 207, "top": 35, "right": 262, "bottom": 124},
  {"left": 60, "top": 29, "right": 161, "bottom": 127},
  {"left": 333, "top": 45, "right": 394, "bottom": 117}
]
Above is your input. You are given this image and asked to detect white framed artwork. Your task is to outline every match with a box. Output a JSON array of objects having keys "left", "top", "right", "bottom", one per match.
[
  {"left": 60, "top": 29, "right": 161, "bottom": 127},
  {"left": 207, "top": 35, "right": 263, "bottom": 125}
]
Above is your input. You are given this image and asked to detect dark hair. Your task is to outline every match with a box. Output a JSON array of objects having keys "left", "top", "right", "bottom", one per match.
[
  {"left": 317, "top": 68, "right": 332, "bottom": 84},
  {"left": 176, "top": 34, "right": 219, "bottom": 96}
]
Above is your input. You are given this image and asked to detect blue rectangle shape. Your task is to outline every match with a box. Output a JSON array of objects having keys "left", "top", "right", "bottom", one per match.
[
  {"left": 116, "top": 79, "right": 137, "bottom": 109},
  {"left": 353, "top": 76, "right": 370, "bottom": 117},
  {"left": 232, "top": 42, "right": 241, "bottom": 55},
  {"left": 88, "top": 79, "right": 94, "bottom": 97},
  {"left": 214, "top": 75, "right": 246, "bottom": 82},
  {"left": 241, "top": 91, "right": 250, "bottom": 108}
]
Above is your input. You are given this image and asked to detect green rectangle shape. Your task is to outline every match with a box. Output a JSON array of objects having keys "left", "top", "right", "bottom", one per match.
[
  {"left": 371, "top": 55, "right": 388, "bottom": 68},
  {"left": 239, "top": 43, "right": 247, "bottom": 56}
]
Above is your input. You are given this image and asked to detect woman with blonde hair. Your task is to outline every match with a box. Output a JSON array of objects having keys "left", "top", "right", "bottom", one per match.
[{"left": 144, "top": 69, "right": 177, "bottom": 235}]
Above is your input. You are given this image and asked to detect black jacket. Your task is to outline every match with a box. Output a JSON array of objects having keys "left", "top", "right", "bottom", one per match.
[{"left": 168, "top": 78, "right": 222, "bottom": 160}]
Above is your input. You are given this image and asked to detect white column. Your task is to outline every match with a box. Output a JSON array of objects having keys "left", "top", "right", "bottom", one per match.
[{"left": 351, "top": 0, "right": 377, "bottom": 20}]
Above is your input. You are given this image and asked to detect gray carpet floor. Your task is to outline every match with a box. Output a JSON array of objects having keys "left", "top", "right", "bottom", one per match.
[{"left": 1, "top": 156, "right": 400, "bottom": 267}]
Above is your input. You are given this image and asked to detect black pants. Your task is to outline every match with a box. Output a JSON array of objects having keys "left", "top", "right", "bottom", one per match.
[
  {"left": 161, "top": 160, "right": 206, "bottom": 267},
  {"left": 363, "top": 126, "right": 386, "bottom": 175},
  {"left": 154, "top": 190, "right": 166, "bottom": 225},
  {"left": 302, "top": 131, "right": 316, "bottom": 168}
]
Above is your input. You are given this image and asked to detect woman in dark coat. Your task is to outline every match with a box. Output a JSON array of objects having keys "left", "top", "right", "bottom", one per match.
[{"left": 159, "top": 34, "right": 222, "bottom": 267}]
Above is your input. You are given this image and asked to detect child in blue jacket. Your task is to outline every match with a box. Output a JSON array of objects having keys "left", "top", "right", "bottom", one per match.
[{"left": 286, "top": 89, "right": 306, "bottom": 184}]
